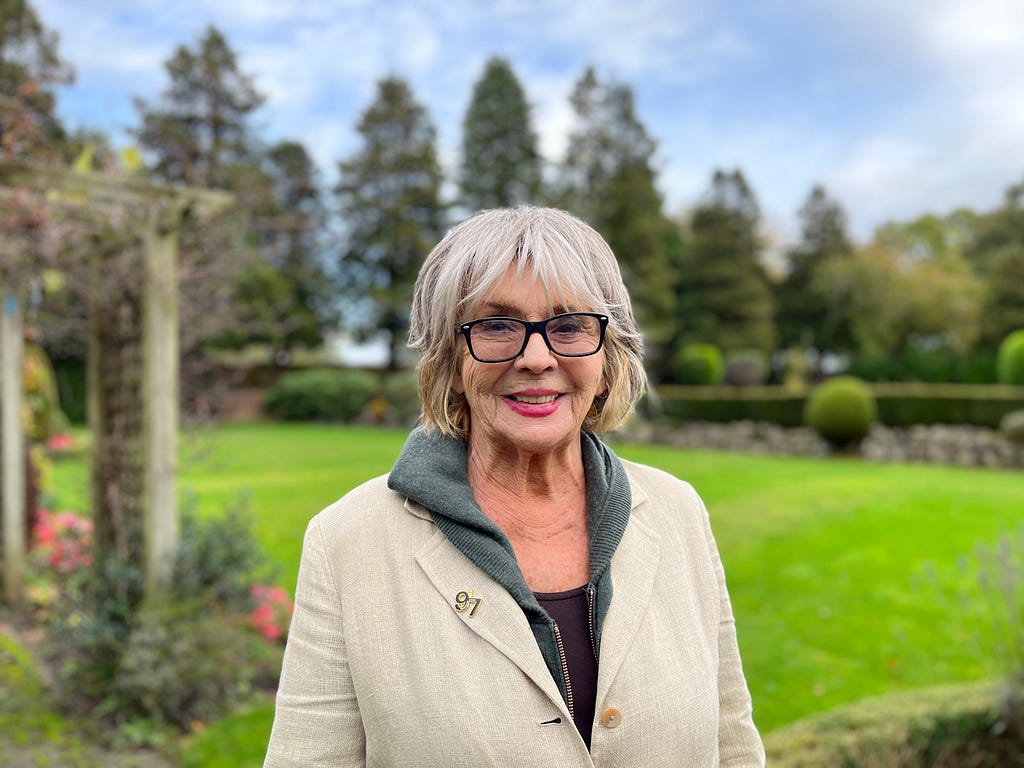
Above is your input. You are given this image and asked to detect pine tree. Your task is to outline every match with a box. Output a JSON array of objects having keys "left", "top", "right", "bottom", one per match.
[
  {"left": 132, "top": 27, "right": 336, "bottom": 365},
  {"left": 336, "top": 76, "right": 446, "bottom": 371},
  {"left": 221, "top": 140, "right": 336, "bottom": 357},
  {"left": 133, "top": 25, "right": 264, "bottom": 188},
  {"left": 459, "top": 57, "right": 541, "bottom": 210},
  {"left": 559, "top": 67, "right": 680, "bottom": 366},
  {"left": 677, "top": 169, "right": 775, "bottom": 355},
  {"left": 776, "top": 185, "right": 853, "bottom": 350}
]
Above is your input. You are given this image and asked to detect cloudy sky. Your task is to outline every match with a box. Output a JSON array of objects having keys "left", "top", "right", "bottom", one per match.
[{"left": 34, "top": 0, "right": 1024, "bottom": 245}]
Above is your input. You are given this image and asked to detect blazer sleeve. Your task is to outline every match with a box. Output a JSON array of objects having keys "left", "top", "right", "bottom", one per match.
[
  {"left": 701, "top": 500, "right": 766, "bottom": 767},
  {"left": 264, "top": 515, "right": 366, "bottom": 767}
]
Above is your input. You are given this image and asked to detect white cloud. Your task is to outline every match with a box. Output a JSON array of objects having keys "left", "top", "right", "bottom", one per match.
[{"left": 30, "top": 0, "right": 1024, "bottom": 247}]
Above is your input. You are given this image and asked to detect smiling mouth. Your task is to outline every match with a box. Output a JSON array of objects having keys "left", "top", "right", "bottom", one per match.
[{"left": 509, "top": 394, "right": 559, "bottom": 404}]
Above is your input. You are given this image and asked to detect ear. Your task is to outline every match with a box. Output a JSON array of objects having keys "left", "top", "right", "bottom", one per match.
[{"left": 452, "top": 368, "right": 466, "bottom": 395}]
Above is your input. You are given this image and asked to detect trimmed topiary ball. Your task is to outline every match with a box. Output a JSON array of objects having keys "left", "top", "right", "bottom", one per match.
[
  {"left": 804, "top": 376, "right": 877, "bottom": 446},
  {"left": 997, "top": 329, "right": 1024, "bottom": 385},
  {"left": 673, "top": 343, "right": 725, "bottom": 385}
]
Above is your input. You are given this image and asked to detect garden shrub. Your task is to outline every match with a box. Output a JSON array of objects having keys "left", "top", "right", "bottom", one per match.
[
  {"left": 672, "top": 344, "right": 724, "bottom": 385},
  {"left": 1001, "top": 409, "right": 1024, "bottom": 445},
  {"left": 723, "top": 349, "right": 767, "bottom": 386},
  {"left": 264, "top": 367, "right": 377, "bottom": 422},
  {"left": 997, "top": 330, "right": 1024, "bottom": 385},
  {"left": 656, "top": 385, "right": 807, "bottom": 426},
  {"left": 112, "top": 601, "right": 260, "bottom": 728},
  {"left": 383, "top": 369, "right": 421, "bottom": 425},
  {"left": 848, "top": 348, "right": 999, "bottom": 384},
  {"left": 33, "top": 500, "right": 287, "bottom": 737},
  {"left": 804, "top": 376, "right": 877, "bottom": 445},
  {"left": 173, "top": 497, "right": 276, "bottom": 610},
  {"left": 655, "top": 383, "right": 1024, "bottom": 428},
  {"left": 870, "top": 383, "right": 1024, "bottom": 427},
  {"left": 764, "top": 681, "right": 1023, "bottom": 768}
]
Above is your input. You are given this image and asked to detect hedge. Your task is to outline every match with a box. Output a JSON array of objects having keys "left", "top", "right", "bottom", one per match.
[
  {"left": 763, "top": 680, "right": 1021, "bottom": 767},
  {"left": 652, "top": 386, "right": 807, "bottom": 426},
  {"left": 654, "top": 383, "right": 1024, "bottom": 428}
]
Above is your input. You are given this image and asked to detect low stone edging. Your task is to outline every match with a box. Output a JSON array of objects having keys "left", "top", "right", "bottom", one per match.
[{"left": 621, "top": 420, "right": 1024, "bottom": 470}]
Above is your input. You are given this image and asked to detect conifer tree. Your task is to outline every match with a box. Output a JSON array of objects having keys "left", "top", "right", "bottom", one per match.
[
  {"left": 134, "top": 25, "right": 264, "bottom": 189},
  {"left": 776, "top": 185, "right": 853, "bottom": 350},
  {"left": 459, "top": 57, "right": 541, "bottom": 210},
  {"left": 677, "top": 169, "right": 775, "bottom": 355},
  {"left": 222, "top": 141, "right": 336, "bottom": 356},
  {"left": 133, "top": 27, "right": 341, "bottom": 365},
  {"left": 559, "top": 67, "right": 680, "bottom": 366},
  {"left": 336, "top": 76, "right": 446, "bottom": 370}
]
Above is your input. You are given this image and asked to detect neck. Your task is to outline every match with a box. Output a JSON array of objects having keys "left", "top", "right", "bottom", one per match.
[{"left": 466, "top": 436, "right": 587, "bottom": 540}]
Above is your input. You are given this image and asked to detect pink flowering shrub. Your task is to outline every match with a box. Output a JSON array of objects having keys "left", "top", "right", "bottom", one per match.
[
  {"left": 248, "top": 583, "right": 294, "bottom": 643},
  {"left": 32, "top": 508, "right": 94, "bottom": 573},
  {"left": 46, "top": 433, "right": 75, "bottom": 452}
]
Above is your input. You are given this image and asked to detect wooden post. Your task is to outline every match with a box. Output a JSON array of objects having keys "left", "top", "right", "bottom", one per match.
[
  {"left": 141, "top": 206, "right": 181, "bottom": 598},
  {"left": 1, "top": 290, "right": 25, "bottom": 606}
]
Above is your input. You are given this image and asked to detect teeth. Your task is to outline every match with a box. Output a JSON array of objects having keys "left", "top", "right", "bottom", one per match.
[{"left": 512, "top": 394, "right": 558, "bottom": 404}]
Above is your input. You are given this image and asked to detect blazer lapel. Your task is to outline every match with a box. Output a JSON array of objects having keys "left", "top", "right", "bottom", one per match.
[
  {"left": 415, "top": 529, "right": 570, "bottom": 715},
  {"left": 595, "top": 506, "right": 661, "bottom": 702}
]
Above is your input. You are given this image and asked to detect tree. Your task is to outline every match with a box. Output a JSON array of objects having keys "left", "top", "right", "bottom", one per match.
[
  {"left": 336, "top": 76, "right": 446, "bottom": 371},
  {"left": 558, "top": 67, "right": 680, "bottom": 367},
  {"left": 133, "top": 27, "right": 337, "bottom": 370},
  {"left": 132, "top": 26, "right": 267, "bottom": 366},
  {"left": 817, "top": 237, "right": 984, "bottom": 358},
  {"left": 964, "top": 178, "right": 1024, "bottom": 347},
  {"left": 134, "top": 25, "right": 263, "bottom": 189},
  {"left": 981, "top": 243, "right": 1024, "bottom": 344},
  {"left": 676, "top": 169, "right": 775, "bottom": 355},
  {"left": 0, "top": 0, "right": 72, "bottom": 159},
  {"left": 776, "top": 185, "right": 853, "bottom": 351},
  {"left": 459, "top": 57, "right": 541, "bottom": 210},
  {"left": 214, "top": 140, "right": 336, "bottom": 358}
]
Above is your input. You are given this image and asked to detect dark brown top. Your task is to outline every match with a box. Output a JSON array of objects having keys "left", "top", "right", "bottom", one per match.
[{"left": 535, "top": 585, "right": 598, "bottom": 749}]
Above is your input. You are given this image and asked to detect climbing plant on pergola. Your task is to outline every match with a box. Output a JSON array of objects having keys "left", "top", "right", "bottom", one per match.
[{"left": 0, "top": 158, "right": 231, "bottom": 606}]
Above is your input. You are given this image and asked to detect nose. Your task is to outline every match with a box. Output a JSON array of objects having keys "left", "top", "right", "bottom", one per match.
[{"left": 514, "top": 328, "right": 557, "bottom": 371}]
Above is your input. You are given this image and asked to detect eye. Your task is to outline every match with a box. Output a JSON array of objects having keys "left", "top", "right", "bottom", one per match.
[
  {"left": 548, "top": 316, "right": 586, "bottom": 337},
  {"left": 475, "top": 318, "right": 519, "bottom": 336}
]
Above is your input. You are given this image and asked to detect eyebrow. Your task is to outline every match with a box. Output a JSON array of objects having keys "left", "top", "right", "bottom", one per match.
[{"left": 478, "top": 301, "right": 521, "bottom": 316}]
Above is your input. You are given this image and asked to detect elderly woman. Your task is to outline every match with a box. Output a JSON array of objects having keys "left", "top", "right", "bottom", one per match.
[{"left": 264, "top": 207, "right": 764, "bottom": 767}]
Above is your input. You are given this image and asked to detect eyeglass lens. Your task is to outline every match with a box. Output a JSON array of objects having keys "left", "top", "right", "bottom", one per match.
[{"left": 468, "top": 313, "right": 604, "bottom": 362}]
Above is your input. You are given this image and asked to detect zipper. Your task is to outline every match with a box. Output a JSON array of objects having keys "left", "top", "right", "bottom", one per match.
[
  {"left": 586, "top": 584, "right": 597, "bottom": 659},
  {"left": 552, "top": 623, "right": 575, "bottom": 720}
]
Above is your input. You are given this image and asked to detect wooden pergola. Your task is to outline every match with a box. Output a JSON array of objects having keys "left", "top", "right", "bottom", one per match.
[{"left": 1, "top": 159, "right": 231, "bottom": 605}]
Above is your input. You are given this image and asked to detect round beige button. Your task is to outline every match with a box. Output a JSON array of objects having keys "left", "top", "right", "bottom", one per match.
[{"left": 600, "top": 707, "right": 622, "bottom": 728}]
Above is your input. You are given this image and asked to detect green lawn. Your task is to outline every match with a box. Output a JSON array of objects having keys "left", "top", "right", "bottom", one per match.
[{"left": 44, "top": 422, "right": 1024, "bottom": 760}]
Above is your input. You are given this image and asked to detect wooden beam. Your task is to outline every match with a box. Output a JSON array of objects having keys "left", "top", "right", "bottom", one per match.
[
  {"left": 1, "top": 291, "right": 25, "bottom": 606},
  {"left": 0, "top": 160, "right": 233, "bottom": 219},
  {"left": 141, "top": 205, "right": 183, "bottom": 597}
]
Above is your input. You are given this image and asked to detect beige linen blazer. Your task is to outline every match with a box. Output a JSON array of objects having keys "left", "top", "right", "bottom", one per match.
[{"left": 264, "top": 458, "right": 765, "bottom": 767}]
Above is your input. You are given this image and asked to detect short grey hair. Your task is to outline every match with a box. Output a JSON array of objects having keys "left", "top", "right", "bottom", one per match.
[{"left": 409, "top": 207, "right": 647, "bottom": 439}]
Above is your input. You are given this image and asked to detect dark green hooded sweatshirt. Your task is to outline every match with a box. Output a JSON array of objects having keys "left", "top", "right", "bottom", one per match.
[{"left": 386, "top": 426, "right": 632, "bottom": 708}]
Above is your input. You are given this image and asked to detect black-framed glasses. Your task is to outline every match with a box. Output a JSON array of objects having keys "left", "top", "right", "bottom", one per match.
[{"left": 458, "top": 312, "right": 609, "bottom": 363}]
